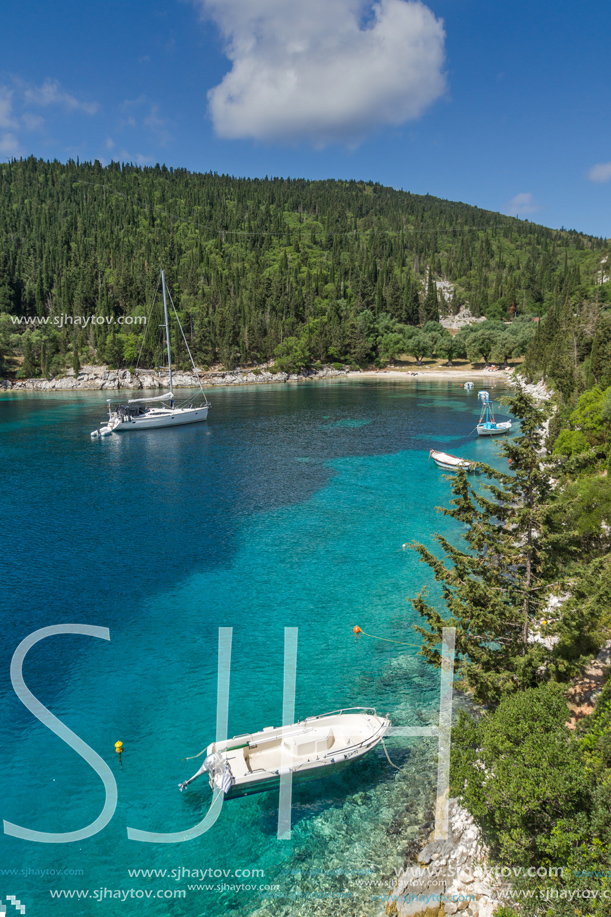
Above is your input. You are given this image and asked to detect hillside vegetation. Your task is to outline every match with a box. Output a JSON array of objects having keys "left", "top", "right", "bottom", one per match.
[
  {"left": 0, "top": 157, "right": 609, "bottom": 377},
  {"left": 413, "top": 268, "right": 611, "bottom": 913}
]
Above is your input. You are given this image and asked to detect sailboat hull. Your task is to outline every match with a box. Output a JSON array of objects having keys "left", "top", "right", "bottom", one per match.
[{"left": 113, "top": 405, "right": 209, "bottom": 431}]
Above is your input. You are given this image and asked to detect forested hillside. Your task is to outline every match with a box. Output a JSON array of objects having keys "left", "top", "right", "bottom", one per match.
[
  {"left": 0, "top": 157, "right": 608, "bottom": 376},
  {"left": 410, "top": 244, "right": 611, "bottom": 914}
]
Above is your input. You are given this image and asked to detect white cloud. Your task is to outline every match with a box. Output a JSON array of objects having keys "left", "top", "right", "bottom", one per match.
[
  {"left": 22, "top": 78, "right": 98, "bottom": 115},
  {"left": 0, "top": 132, "right": 20, "bottom": 156},
  {"left": 0, "top": 77, "right": 99, "bottom": 159},
  {"left": 117, "top": 148, "right": 155, "bottom": 166},
  {"left": 194, "top": 0, "right": 446, "bottom": 146},
  {"left": 21, "top": 112, "right": 44, "bottom": 131},
  {"left": 121, "top": 97, "right": 174, "bottom": 145},
  {"left": 0, "top": 86, "right": 17, "bottom": 129},
  {"left": 505, "top": 192, "right": 540, "bottom": 216},
  {"left": 588, "top": 162, "right": 611, "bottom": 184}
]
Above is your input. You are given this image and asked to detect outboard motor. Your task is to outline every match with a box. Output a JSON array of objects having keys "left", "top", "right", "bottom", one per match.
[{"left": 178, "top": 751, "right": 224, "bottom": 792}]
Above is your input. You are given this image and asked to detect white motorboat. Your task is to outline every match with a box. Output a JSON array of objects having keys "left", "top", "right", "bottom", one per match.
[
  {"left": 463, "top": 381, "right": 474, "bottom": 390},
  {"left": 91, "top": 270, "right": 210, "bottom": 437},
  {"left": 429, "top": 449, "right": 475, "bottom": 472},
  {"left": 476, "top": 391, "right": 512, "bottom": 436},
  {"left": 178, "top": 708, "right": 390, "bottom": 799}
]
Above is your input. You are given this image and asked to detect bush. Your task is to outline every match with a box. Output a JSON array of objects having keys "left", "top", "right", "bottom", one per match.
[
  {"left": 451, "top": 685, "right": 591, "bottom": 865},
  {"left": 553, "top": 429, "right": 591, "bottom": 456}
]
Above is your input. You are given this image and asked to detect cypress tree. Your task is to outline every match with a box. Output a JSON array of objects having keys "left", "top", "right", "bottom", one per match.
[{"left": 423, "top": 270, "right": 440, "bottom": 323}]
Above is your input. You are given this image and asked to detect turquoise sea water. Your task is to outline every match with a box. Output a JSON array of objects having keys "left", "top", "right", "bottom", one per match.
[{"left": 0, "top": 378, "right": 510, "bottom": 916}]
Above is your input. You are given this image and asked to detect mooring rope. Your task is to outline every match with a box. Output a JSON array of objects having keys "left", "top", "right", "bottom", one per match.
[
  {"left": 381, "top": 738, "right": 402, "bottom": 771},
  {"left": 353, "top": 626, "right": 421, "bottom": 648}
]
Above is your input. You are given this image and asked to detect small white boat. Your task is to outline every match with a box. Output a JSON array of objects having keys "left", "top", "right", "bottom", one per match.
[
  {"left": 429, "top": 449, "right": 475, "bottom": 472},
  {"left": 178, "top": 708, "right": 390, "bottom": 799},
  {"left": 476, "top": 391, "right": 512, "bottom": 437},
  {"left": 463, "top": 381, "right": 474, "bottom": 390}
]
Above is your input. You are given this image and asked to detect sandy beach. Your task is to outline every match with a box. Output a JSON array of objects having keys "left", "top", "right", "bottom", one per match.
[{"left": 349, "top": 367, "right": 513, "bottom": 382}]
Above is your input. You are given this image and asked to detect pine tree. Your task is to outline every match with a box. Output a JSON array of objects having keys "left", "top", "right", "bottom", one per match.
[{"left": 411, "top": 388, "right": 556, "bottom": 705}]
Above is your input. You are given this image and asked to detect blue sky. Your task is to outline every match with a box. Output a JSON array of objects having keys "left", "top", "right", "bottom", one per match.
[{"left": 1, "top": 0, "right": 610, "bottom": 238}]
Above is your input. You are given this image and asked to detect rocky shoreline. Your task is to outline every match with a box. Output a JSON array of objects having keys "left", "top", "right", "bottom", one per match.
[
  {"left": 1, "top": 364, "right": 547, "bottom": 395},
  {"left": 386, "top": 799, "right": 503, "bottom": 917},
  {"left": 504, "top": 369, "right": 552, "bottom": 401},
  {"left": 0, "top": 364, "right": 351, "bottom": 392}
]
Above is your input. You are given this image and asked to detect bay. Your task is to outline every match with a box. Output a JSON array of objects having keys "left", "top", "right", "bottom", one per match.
[{"left": 0, "top": 378, "right": 511, "bottom": 916}]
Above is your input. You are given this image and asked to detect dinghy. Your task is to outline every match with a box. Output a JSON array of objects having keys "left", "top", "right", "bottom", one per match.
[
  {"left": 429, "top": 449, "right": 475, "bottom": 472},
  {"left": 179, "top": 708, "right": 390, "bottom": 799}
]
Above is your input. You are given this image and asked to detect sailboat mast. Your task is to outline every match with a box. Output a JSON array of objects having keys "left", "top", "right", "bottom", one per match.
[{"left": 161, "top": 269, "right": 173, "bottom": 394}]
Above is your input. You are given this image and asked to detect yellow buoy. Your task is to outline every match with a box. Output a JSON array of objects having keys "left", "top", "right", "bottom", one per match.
[{"left": 115, "top": 741, "right": 123, "bottom": 753}]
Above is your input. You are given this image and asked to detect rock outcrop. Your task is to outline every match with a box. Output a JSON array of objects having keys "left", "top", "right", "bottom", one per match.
[
  {"left": 504, "top": 369, "right": 551, "bottom": 401},
  {"left": 386, "top": 800, "right": 504, "bottom": 917},
  {"left": 440, "top": 308, "right": 486, "bottom": 332},
  {"left": 1, "top": 364, "right": 351, "bottom": 392}
]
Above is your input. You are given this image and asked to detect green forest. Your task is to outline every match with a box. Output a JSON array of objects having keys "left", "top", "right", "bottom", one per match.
[{"left": 0, "top": 156, "right": 609, "bottom": 378}]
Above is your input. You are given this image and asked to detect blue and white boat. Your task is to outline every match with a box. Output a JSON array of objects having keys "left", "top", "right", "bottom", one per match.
[{"left": 476, "top": 391, "right": 512, "bottom": 436}]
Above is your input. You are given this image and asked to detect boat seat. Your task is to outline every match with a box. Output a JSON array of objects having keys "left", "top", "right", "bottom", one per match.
[
  {"left": 283, "top": 727, "right": 334, "bottom": 758},
  {"left": 225, "top": 751, "right": 249, "bottom": 778}
]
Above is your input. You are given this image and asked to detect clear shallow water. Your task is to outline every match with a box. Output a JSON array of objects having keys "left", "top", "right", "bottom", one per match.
[{"left": 0, "top": 379, "right": 510, "bottom": 916}]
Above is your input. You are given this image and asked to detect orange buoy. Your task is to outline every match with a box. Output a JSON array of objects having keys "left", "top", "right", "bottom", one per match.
[
  {"left": 508, "top": 458, "right": 512, "bottom": 464},
  {"left": 353, "top": 626, "right": 361, "bottom": 634}
]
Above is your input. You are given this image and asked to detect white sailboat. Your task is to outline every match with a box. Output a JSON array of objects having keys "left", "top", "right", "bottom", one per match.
[{"left": 91, "top": 270, "right": 210, "bottom": 436}]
